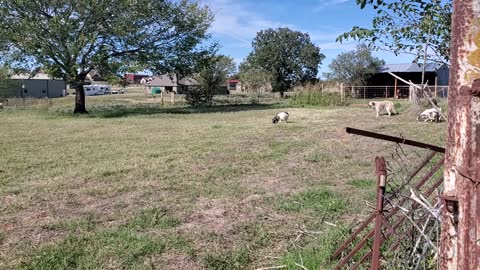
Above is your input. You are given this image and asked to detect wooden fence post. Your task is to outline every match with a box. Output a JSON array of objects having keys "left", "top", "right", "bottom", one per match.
[
  {"left": 394, "top": 78, "right": 398, "bottom": 99},
  {"left": 441, "top": 0, "right": 480, "bottom": 269}
]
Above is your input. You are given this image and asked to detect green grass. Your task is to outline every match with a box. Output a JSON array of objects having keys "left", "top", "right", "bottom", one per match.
[
  {"left": 0, "top": 94, "right": 447, "bottom": 269},
  {"left": 203, "top": 248, "right": 251, "bottom": 270},
  {"left": 279, "top": 226, "right": 351, "bottom": 270},
  {"left": 278, "top": 188, "right": 348, "bottom": 217},
  {"left": 124, "top": 208, "right": 181, "bottom": 230},
  {"left": 22, "top": 228, "right": 165, "bottom": 270}
]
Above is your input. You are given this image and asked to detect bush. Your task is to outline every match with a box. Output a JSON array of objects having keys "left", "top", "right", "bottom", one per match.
[
  {"left": 185, "top": 86, "right": 209, "bottom": 107},
  {"left": 289, "top": 91, "right": 350, "bottom": 106}
]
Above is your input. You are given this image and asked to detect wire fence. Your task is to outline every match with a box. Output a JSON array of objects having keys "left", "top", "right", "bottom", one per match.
[
  {"left": 345, "top": 85, "right": 448, "bottom": 100},
  {"left": 0, "top": 97, "right": 55, "bottom": 109},
  {"left": 333, "top": 129, "right": 444, "bottom": 269}
]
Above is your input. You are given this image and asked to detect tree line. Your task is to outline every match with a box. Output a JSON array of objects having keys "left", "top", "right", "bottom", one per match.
[{"left": 0, "top": 0, "right": 452, "bottom": 111}]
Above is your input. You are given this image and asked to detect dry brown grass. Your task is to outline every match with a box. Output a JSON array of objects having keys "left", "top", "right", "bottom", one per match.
[{"left": 0, "top": 95, "right": 446, "bottom": 269}]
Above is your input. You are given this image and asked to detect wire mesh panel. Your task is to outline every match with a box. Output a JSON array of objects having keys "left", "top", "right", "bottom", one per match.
[{"left": 332, "top": 132, "right": 444, "bottom": 270}]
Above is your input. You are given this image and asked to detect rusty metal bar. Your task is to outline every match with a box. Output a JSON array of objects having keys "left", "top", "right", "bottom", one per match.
[
  {"left": 388, "top": 151, "right": 438, "bottom": 195},
  {"left": 345, "top": 127, "right": 445, "bottom": 153},
  {"left": 333, "top": 156, "right": 444, "bottom": 268},
  {"left": 331, "top": 213, "right": 376, "bottom": 259},
  {"left": 334, "top": 229, "right": 375, "bottom": 270},
  {"left": 331, "top": 152, "right": 435, "bottom": 260},
  {"left": 371, "top": 157, "right": 387, "bottom": 270},
  {"left": 351, "top": 251, "right": 372, "bottom": 270}
]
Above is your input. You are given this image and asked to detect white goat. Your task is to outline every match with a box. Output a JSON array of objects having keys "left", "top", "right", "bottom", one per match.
[
  {"left": 368, "top": 101, "right": 397, "bottom": 117},
  {"left": 417, "top": 108, "right": 442, "bottom": 122},
  {"left": 272, "top": 112, "right": 289, "bottom": 124}
]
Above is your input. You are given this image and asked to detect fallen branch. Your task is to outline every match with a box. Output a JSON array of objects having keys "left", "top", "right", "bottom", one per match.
[{"left": 295, "top": 262, "right": 309, "bottom": 270}]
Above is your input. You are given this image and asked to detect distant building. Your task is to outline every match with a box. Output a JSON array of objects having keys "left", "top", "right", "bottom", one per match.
[
  {"left": 9, "top": 72, "right": 66, "bottom": 98},
  {"left": 367, "top": 63, "right": 449, "bottom": 86},
  {"left": 86, "top": 70, "right": 106, "bottom": 82},
  {"left": 124, "top": 73, "right": 150, "bottom": 84},
  {"left": 146, "top": 74, "right": 197, "bottom": 94},
  {"left": 226, "top": 79, "right": 240, "bottom": 90},
  {"left": 360, "top": 63, "right": 450, "bottom": 98}
]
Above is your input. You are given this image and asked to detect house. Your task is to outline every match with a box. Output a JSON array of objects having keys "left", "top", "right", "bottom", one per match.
[
  {"left": 86, "top": 70, "right": 106, "bottom": 82},
  {"left": 9, "top": 72, "right": 66, "bottom": 98},
  {"left": 146, "top": 74, "right": 197, "bottom": 94},
  {"left": 226, "top": 79, "right": 241, "bottom": 91},
  {"left": 124, "top": 73, "right": 150, "bottom": 84},
  {"left": 358, "top": 63, "right": 450, "bottom": 98}
]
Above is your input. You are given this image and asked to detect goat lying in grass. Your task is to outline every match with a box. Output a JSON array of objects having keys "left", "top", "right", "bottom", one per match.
[
  {"left": 272, "top": 112, "right": 289, "bottom": 124},
  {"left": 417, "top": 108, "right": 442, "bottom": 122},
  {"left": 368, "top": 101, "right": 397, "bottom": 117}
]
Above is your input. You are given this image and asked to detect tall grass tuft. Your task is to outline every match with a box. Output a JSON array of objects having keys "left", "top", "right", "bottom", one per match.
[{"left": 289, "top": 83, "right": 350, "bottom": 107}]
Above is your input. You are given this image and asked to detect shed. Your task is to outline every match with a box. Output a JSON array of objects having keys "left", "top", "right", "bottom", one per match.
[
  {"left": 367, "top": 63, "right": 450, "bottom": 86},
  {"left": 9, "top": 73, "right": 66, "bottom": 98}
]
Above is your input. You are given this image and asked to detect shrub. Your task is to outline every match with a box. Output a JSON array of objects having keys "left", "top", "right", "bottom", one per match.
[{"left": 289, "top": 91, "right": 350, "bottom": 106}]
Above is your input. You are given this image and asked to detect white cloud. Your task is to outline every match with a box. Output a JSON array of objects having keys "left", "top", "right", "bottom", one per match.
[
  {"left": 204, "top": 0, "right": 295, "bottom": 45},
  {"left": 313, "top": 0, "right": 350, "bottom": 12},
  {"left": 317, "top": 41, "right": 356, "bottom": 51}
]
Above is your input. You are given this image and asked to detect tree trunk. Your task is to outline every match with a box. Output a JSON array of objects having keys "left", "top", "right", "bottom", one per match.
[{"left": 73, "top": 83, "right": 88, "bottom": 114}]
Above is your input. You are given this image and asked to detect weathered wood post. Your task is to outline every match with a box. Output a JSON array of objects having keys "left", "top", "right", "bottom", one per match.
[
  {"left": 441, "top": 1, "right": 480, "bottom": 269},
  {"left": 394, "top": 78, "right": 398, "bottom": 99},
  {"left": 171, "top": 92, "right": 175, "bottom": 104}
]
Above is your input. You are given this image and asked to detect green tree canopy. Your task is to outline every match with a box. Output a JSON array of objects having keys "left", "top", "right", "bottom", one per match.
[
  {"left": 186, "top": 55, "right": 235, "bottom": 107},
  {"left": 239, "top": 66, "right": 271, "bottom": 94},
  {"left": 242, "top": 28, "right": 325, "bottom": 96},
  {"left": 0, "top": 0, "right": 213, "bottom": 113},
  {"left": 324, "top": 44, "right": 385, "bottom": 86},
  {"left": 337, "top": 0, "right": 451, "bottom": 64}
]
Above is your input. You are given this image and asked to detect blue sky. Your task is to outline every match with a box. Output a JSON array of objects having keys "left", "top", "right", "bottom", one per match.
[{"left": 202, "top": 0, "right": 415, "bottom": 77}]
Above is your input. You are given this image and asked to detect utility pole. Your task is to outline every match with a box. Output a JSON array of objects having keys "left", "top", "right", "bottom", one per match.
[{"left": 440, "top": 1, "right": 480, "bottom": 269}]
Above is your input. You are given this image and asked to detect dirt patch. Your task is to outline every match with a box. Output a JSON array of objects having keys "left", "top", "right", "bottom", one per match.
[{"left": 178, "top": 194, "right": 271, "bottom": 234}]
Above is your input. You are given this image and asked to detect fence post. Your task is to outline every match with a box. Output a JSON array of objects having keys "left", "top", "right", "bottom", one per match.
[
  {"left": 171, "top": 92, "right": 175, "bottom": 104},
  {"left": 385, "top": 86, "right": 388, "bottom": 98},
  {"left": 434, "top": 77, "right": 438, "bottom": 99},
  {"left": 364, "top": 86, "right": 366, "bottom": 99},
  {"left": 371, "top": 156, "right": 387, "bottom": 270},
  {"left": 441, "top": 1, "right": 480, "bottom": 268},
  {"left": 394, "top": 78, "right": 398, "bottom": 99},
  {"left": 340, "top": 83, "right": 344, "bottom": 103}
]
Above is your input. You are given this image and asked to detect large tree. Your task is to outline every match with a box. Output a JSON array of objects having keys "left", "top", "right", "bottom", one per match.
[
  {"left": 242, "top": 28, "right": 325, "bottom": 96},
  {"left": 0, "top": 0, "right": 213, "bottom": 113},
  {"left": 337, "top": 0, "right": 452, "bottom": 64},
  {"left": 325, "top": 44, "right": 385, "bottom": 86}
]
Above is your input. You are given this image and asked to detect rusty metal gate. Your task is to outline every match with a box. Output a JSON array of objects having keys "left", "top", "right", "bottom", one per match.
[{"left": 331, "top": 128, "right": 445, "bottom": 269}]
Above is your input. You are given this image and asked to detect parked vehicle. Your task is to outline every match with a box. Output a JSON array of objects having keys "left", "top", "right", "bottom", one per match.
[{"left": 83, "top": 85, "right": 112, "bottom": 96}]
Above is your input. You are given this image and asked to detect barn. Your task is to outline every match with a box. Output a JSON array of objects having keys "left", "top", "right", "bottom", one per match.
[
  {"left": 367, "top": 63, "right": 449, "bottom": 86},
  {"left": 349, "top": 63, "right": 450, "bottom": 99}
]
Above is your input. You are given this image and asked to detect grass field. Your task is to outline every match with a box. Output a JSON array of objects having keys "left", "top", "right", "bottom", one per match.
[{"left": 0, "top": 93, "right": 447, "bottom": 269}]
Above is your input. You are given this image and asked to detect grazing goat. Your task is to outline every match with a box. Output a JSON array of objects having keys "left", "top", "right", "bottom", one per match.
[
  {"left": 368, "top": 101, "right": 397, "bottom": 117},
  {"left": 417, "top": 108, "right": 442, "bottom": 122},
  {"left": 272, "top": 112, "right": 289, "bottom": 124}
]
